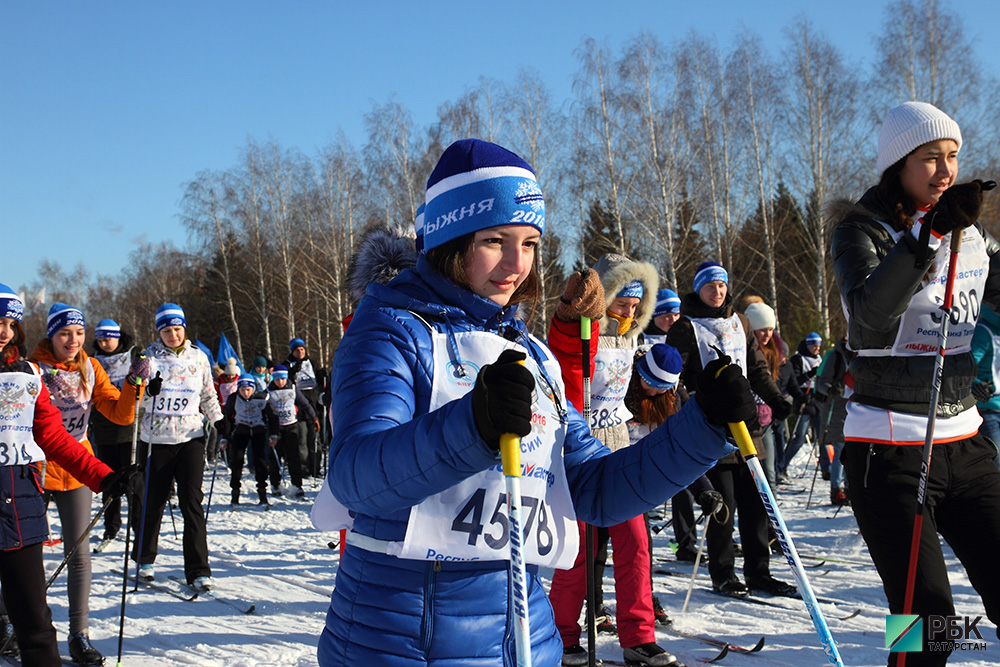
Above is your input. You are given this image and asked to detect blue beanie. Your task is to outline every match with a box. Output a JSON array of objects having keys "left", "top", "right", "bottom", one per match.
[
  {"left": 271, "top": 364, "right": 289, "bottom": 380},
  {"left": 693, "top": 262, "right": 728, "bottom": 294},
  {"left": 47, "top": 303, "right": 86, "bottom": 338},
  {"left": 0, "top": 283, "right": 23, "bottom": 322},
  {"left": 422, "top": 139, "right": 544, "bottom": 252},
  {"left": 414, "top": 203, "right": 426, "bottom": 253},
  {"left": 155, "top": 303, "right": 186, "bottom": 331},
  {"left": 237, "top": 373, "right": 256, "bottom": 389},
  {"left": 95, "top": 318, "right": 121, "bottom": 339},
  {"left": 806, "top": 332, "right": 822, "bottom": 345},
  {"left": 289, "top": 337, "right": 306, "bottom": 352},
  {"left": 616, "top": 280, "right": 644, "bottom": 300},
  {"left": 653, "top": 289, "right": 681, "bottom": 317},
  {"left": 636, "top": 344, "right": 683, "bottom": 391}
]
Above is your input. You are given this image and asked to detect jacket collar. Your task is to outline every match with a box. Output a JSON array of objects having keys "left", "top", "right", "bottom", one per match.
[{"left": 680, "top": 292, "right": 733, "bottom": 320}]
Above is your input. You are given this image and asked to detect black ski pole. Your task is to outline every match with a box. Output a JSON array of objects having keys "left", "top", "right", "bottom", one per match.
[
  {"left": 580, "top": 315, "right": 597, "bottom": 667},
  {"left": 118, "top": 367, "right": 151, "bottom": 665},
  {"left": 205, "top": 450, "right": 220, "bottom": 524},
  {"left": 132, "top": 372, "right": 161, "bottom": 592},
  {"left": 167, "top": 494, "right": 178, "bottom": 539}
]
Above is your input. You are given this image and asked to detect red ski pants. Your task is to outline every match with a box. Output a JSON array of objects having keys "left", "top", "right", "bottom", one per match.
[{"left": 548, "top": 516, "right": 654, "bottom": 648}]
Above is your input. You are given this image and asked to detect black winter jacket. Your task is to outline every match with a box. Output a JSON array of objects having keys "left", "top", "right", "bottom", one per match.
[{"left": 830, "top": 186, "right": 1000, "bottom": 415}]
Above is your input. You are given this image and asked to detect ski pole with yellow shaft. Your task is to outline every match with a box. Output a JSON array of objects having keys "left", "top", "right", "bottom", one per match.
[
  {"left": 714, "top": 355, "right": 845, "bottom": 667},
  {"left": 500, "top": 359, "right": 532, "bottom": 667}
]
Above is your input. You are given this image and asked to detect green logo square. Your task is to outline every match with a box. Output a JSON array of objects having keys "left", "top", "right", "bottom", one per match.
[{"left": 886, "top": 614, "right": 922, "bottom": 652}]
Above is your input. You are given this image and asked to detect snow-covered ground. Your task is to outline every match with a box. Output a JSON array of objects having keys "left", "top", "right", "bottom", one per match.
[{"left": 36, "top": 449, "right": 998, "bottom": 666}]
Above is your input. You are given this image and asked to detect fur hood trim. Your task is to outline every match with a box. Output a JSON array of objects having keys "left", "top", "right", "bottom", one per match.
[
  {"left": 592, "top": 253, "right": 659, "bottom": 337},
  {"left": 348, "top": 223, "right": 417, "bottom": 302}
]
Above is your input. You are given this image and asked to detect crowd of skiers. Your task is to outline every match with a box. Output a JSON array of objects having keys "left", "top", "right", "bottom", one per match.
[
  {"left": 4, "top": 98, "right": 1000, "bottom": 667},
  {"left": 0, "top": 289, "right": 328, "bottom": 666},
  {"left": 313, "top": 100, "right": 999, "bottom": 667}
]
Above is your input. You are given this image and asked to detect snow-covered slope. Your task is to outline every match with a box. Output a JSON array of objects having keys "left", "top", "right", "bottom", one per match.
[{"left": 36, "top": 452, "right": 997, "bottom": 666}]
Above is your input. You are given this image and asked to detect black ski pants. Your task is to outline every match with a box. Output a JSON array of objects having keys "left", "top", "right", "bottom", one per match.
[
  {"left": 276, "top": 422, "right": 306, "bottom": 489},
  {"left": 0, "top": 543, "right": 61, "bottom": 666},
  {"left": 133, "top": 438, "right": 211, "bottom": 584},
  {"left": 844, "top": 434, "right": 1000, "bottom": 666},
  {"left": 706, "top": 463, "right": 770, "bottom": 588},
  {"left": 228, "top": 425, "right": 269, "bottom": 503}
]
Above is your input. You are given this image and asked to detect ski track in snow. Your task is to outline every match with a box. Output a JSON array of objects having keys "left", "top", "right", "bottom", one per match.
[{"left": 36, "top": 449, "right": 997, "bottom": 666}]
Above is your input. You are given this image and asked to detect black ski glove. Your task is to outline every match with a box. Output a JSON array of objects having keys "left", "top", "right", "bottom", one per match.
[
  {"left": 972, "top": 380, "right": 995, "bottom": 402},
  {"left": 927, "top": 180, "right": 997, "bottom": 236},
  {"left": 694, "top": 356, "right": 757, "bottom": 426},
  {"left": 769, "top": 398, "right": 792, "bottom": 422},
  {"left": 100, "top": 464, "right": 140, "bottom": 498},
  {"left": 146, "top": 372, "right": 163, "bottom": 397},
  {"left": 697, "top": 490, "right": 724, "bottom": 517},
  {"left": 470, "top": 349, "right": 535, "bottom": 450}
]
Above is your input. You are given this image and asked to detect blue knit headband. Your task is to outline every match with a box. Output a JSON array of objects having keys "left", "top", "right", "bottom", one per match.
[
  {"left": 0, "top": 283, "right": 23, "bottom": 322},
  {"left": 616, "top": 280, "right": 644, "bottom": 300},
  {"left": 693, "top": 262, "right": 728, "bottom": 294},
  {"left": 156, "top": 303, "right": 186, "bottom": 331},
  {"left": 47, "top": 303, "right": 86, "bottom": 338},
  {"left": 422, "top": 140, "right": 544, "bottom": 252},
  {"left": 653, "top": 289, "right": 681, "bottom": 316},
  {"left": 95, "top": 318, "right": 121, "bottom": 340}
]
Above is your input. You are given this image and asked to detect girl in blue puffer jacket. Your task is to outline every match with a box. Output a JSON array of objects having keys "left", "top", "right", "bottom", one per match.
[{"left": 314, "top": 139, "right": 757, "bottom": 667}]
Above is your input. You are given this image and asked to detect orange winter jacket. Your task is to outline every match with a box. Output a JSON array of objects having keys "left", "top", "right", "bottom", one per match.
[{"left": 29, "top": 344, "right": 143, "bottom": 492}]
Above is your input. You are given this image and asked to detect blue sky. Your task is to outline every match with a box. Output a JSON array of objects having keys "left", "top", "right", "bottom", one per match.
[{"left": 2, "top": 1, "right": 998, "bottom": 295}]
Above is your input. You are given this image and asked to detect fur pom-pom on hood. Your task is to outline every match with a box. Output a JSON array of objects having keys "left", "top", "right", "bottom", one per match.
[
  {"left": 348, "top": 222, "right": 417, "bottom": 303},
  {"left": 592, "top": 253, "right": 659, "bottom": 338}
]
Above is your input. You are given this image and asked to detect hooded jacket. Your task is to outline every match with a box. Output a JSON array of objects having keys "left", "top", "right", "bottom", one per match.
[
  {"left": 548, "top": 254, "right": 658, "bottom": 452},
  {"left": 830, "top": 186, "right": 1000, "bottom": 414},
  {"left": 319, "top": 254, "right": 733, "bottom": 667},
  {"left": 29, "top": 343, "right": 140, "bottom": 492}
]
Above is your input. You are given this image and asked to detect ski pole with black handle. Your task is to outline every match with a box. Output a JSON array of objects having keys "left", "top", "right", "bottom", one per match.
[
  {"left": 132, "top": 371, "right": 161, "bottom": 593},
  {"left": 581, "top": 315, "right": 597, "bottom": 667},
  {"left": 898, "top": 179, "right": 996, "bottom": 665},
  {"left": 118, "top": 366, "right": 151, "bottom": 666},
  {"left": 708, "top": 347, "right": 845, "bottom": 667},
  {"left": 499, "top": 357, "right": 531, "bottom": 667}
]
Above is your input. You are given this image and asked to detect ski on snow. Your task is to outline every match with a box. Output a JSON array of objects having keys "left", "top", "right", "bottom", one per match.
[
  {"left": 664, "top": 626, "right": 765, "bottom": 656},
  {"left": 168, "top": 576, "right": 256, "bottom": 614},
  {"left": 112, "top": 569, "right": 197, "bottom": 602}
]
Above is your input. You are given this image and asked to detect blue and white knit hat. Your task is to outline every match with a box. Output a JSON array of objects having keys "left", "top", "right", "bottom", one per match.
[
  {"left": 47, "top": 303, "right": 86, "bottom": 338},
  {"left": 95, "top": 318, "right": 121, "bottom": 339},
  {"left": 693, "top": 262, "right": 728, "bottom": 294},
  {"left": 414, "top": 203, "right": 426, "bottom": 252},
  {"left": 422, "top": 139, "right": 544, "bottom": 252},
  {"left": 289, "top": 338, "right": 305, "bottom": 352},
  {"left": 805, "top": 332, "right": 822, "bottom": 345},
  {"left": 653, "top": 289, "right": 681, "bottom": 317},
  {"left": 237, "top": 373, "right": 256, "bottom": 389},
  {"left": 636, "top": 343, "right": 683, "bottom": 391},
  {"left": 0, "top": 283, "right": 23, "bottom": 322},
  {"left": 271, "top": 364, "right": 289, "bottom": 380},
  {"left": 616, "top": 280, "right": 644, "bottom": 300},
  {"left": 155, "top": 303, "right": 186, "bottom": 331}
]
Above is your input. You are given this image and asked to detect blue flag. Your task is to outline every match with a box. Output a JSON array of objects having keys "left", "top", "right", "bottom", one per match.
[
  {"left": 193, "top": 339, "right": 214, "bottom": 365},
  {"left": 217, "top": 332, "right": 245, "bottom": 374}
]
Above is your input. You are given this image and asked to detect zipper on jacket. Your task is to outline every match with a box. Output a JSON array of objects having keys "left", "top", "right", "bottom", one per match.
[
  {"left": 863, "top": 443, "right": 874, "bottom": 489},
  {"left": 420, "top": 561, "right": 440, "bottom": 653}
]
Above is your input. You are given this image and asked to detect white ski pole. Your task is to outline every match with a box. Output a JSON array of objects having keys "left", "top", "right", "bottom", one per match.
[{"left": 500, "top": 361, "right": 531, "bottom": 667}]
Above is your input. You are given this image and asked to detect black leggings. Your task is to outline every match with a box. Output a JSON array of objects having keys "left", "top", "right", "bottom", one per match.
[{"left": 0, "top": 543, "right": 61, "bottom": 666}]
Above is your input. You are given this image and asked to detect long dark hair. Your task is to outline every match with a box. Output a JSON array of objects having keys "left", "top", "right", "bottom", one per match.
[
  {"left": 624, "top": 366, "right": 678, "bottom": 428},
  {"left": 0, "top": 321, "right": 25, "bottom": 369},
  {"left": 877, "top": 155, "right": 918, "bottom": 230},
  {"left": 426, "top": 233, "right": 542, "bottom": 321}
]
